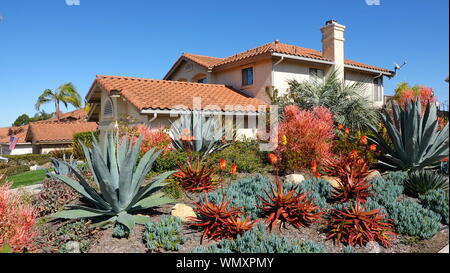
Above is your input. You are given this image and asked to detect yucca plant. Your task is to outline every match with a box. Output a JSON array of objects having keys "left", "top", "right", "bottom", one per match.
[
  {"left": 368, "top": 99, "right": 449, "bottom": 171},
  {"left": 50, "top": 153, "right": 77, "bottom": 176},
  {"left": 257, "top": 180, "right": 323, "bottom": 231},
  {"left": 169, "top": 110, "right": 229, "bottom": 160},
  {"left": 404, "top": 170, "right": 449, "bottom": 197},
  {"left": 49, "top": 132, "right": 175, "bottom": 233},
  {"left": 173, "top": 156, "right": 220, "bottom": 193},
  {"left": 327, "top": 202, "right": 395, "bottom": 247}
]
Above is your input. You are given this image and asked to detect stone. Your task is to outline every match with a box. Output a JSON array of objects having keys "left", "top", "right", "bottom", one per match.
[
  {"left": 284, "top": 174, "right": 305, "bottom": 185},
  {"left": 366, "top": 170, "right": 381, "bottom": 182},
  {"left": 322, "top": 176, "right": 341, "bottom": 189},
  {"left": 30, "top": 165, "right": 44, "bottom": 171},
  {"left": 64, "top": 241, "right": 81, "bottom": 253},
  {"left": 171, "top": 203, "right": 196, "bottom": 222},
  {"left": 366, "top": 241, "right": 381, "bottom": 253}
]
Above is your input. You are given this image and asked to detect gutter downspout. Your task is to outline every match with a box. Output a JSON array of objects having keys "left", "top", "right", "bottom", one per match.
[{"left": 148, "top": 113, "right": 158, "bottom": 127}]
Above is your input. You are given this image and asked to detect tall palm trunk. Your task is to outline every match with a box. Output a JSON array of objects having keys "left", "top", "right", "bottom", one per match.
[{"left": 55, "top": 100, "right": 60, "bottom": 121}]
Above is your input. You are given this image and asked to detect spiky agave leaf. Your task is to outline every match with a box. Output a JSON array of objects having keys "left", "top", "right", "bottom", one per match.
[
  {"left": 368, "top": 99, "right": 449, "bottom": 171},
  {"left": 49, "top": 131, "right": 176, "bottom": 231}
]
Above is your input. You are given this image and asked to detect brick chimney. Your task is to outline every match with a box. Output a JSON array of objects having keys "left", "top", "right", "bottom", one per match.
[{"left": 321, "top": 20, "right": 346, "bottom": 81}]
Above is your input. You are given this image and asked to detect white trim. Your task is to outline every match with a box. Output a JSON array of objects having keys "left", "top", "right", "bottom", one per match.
[
  {"left": 271, "top": 52, "right": 335, "bottom": 65},
  {"left": 140, "top": 109, "right": 262, "bottom": 116},
  {"left": 344, "top": 64, "right": 393, "bottom": 76}
]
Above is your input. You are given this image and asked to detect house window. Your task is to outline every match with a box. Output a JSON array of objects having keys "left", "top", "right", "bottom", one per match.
[
  {"left": 373, "top": 77, "right": 383, "bottom": 102},
  {"left": 197, "top": 77, "right": 207, "bottom": 83},
  {"left": 242, "top": 67, "right": 253, "bottom": 86},
  {"left": 309, "top": 68, "right": 324, "bottom": 80},
  {"left": 103, "top": 99, "right": 113, "bottom": 117}
]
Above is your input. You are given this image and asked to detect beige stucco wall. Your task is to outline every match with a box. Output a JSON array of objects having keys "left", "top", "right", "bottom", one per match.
[
  {"left": 345, "top": 71, "right": 384, "bottom": 108},
  {"left": 211, "top": 59, "right": 273, "bottom": 103},
  {"left": 169, "top": 60, "right": 210, "bottom": 83}
]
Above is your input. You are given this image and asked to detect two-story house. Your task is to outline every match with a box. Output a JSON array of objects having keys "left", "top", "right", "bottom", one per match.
[{"left": 86, "top": 20, "right": 394, "bottom": 139}]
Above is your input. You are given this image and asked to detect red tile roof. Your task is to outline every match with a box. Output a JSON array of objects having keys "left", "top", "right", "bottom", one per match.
[
  {"left": 92, "top": 75, "right": 267, "bottom": 112},
  {"left": 180, "top": 41, "right": 391, "bottom": 73},
  {"left": 0, "top": 125, "right": 29, "bottom": 144},
  {"left": 26, "top": 122, "right": 97, "bottom": 143}
]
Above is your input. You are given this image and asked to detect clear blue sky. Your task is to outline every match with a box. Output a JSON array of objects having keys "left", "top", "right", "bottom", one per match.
[{"left": 0, "top": 0, "right": 448, "bottom": 127}]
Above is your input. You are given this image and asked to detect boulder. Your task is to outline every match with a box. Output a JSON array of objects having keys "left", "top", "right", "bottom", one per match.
[
  {"left": 171, "top": 203, "right": 196, "bottom": 222},
  {"left": 365, "top": 170, "right": 381, "bottom": 182},
  {"left": 322, "top": 176, "right": 341, "bottom": 189},
  {"left": 64, "top": 241, "right": 81, "bottom": 253},
  {"left": 284, "top": 174, "right": 305, "bottom": 185}
]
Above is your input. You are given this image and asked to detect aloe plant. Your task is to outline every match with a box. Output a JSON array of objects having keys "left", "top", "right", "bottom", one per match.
[
  {"left": 49, "top": 132, "right": 175, "bottom": 232},
  {"left": 368, "top": 99, "right": 449, "bottom": 171},
  {"left": 50, "top": 154, "right": 77, "bottom": 176},
  {"left": 169, "top": 110, "right": 229, "bottom": 159}
]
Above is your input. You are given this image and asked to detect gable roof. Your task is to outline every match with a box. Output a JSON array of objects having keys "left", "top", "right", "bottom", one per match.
[
  {"left": 169, "top": 41, "right": 392, "bottom": 76},
  {"left": 26, "top": 122, "right": 97, "bottom": 143},
  {"left": 0, "top": 125, "right": 29, "bottom": 144},
  {"left": 88, "top": 75, "right": 267, "bottom": 112}
]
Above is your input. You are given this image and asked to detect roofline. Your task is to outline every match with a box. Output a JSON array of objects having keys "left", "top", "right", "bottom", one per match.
[
  {"left": 344, "top": 64, "right": 394, "bottom": 76},
  {"left": 163, "top": 55, "right": 186, "bottom": 80},
  {"left": 141, "top": 109, "right": 264, "bottom": 116},
  {"left": 271, "top": 52, "right": 335, "bottom": 65}
]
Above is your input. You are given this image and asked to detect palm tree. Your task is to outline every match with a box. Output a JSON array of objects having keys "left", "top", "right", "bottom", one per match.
[
  {"left": 35, "top": 83, "right": 82, "bottom": 121},
  {"left": 278, "top": 70, "right": 379, "bottom": 131}
]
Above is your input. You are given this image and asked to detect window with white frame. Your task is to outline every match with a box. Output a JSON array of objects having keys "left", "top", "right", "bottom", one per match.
[
  {"left": 309, "top": 68, "right": 324, "bottom": 81},
  {"left": 373, "top": 77, "right": 383, "bottom": 102},
  {"left": 103, "top": 98, "right": 114, "bottom": 118}
]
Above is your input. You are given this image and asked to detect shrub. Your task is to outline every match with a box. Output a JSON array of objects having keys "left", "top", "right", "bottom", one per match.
[
  {"left": 119, "top": 125, "right": 171, "bottom": 158},
  {"left": 276, "top": 105, "right": 334, "bottom": 173},
  {"left": 72, "top": 131, "right": 99, "bottom": 160},
  {"left": 419, "top": 189, "right": 449, "bottom": 225},
  {"left": 48, "top": 149, "right": 74, "bottom": 160},
  {"left": 386, "top": 200, "right": 441, "bottom": 239},
  {"left": 257, "top": 179, "right": 323, "bottom": 231},
  {"left": 161, "top": 177, "right": 184, "bottom": 200},
  {"left": 189, "top": 194, "right": 255, "bottom": 243},
  {"left": 143, "top": 215, "right": 185, "bottom": 252},
  {"left": 32, "top": 178, "right": 79, "bottom": 217},
  {"left": 3, "top": 154, "right": 50, "bottom": 166},
  {"left": 0, "top": 183, "right": 38, "bottom": 252},
  {"left": 204, "top": 174, "right": 272, "bottom": 220},
  {"left": 151, "top": 149, "right": 189, "bottom": 174},
  {"left": 327, "top": 202, "right": 395, "bottom": 247},
  {"left": 368, "top": 176, "right": 404, "bottom": 206},
  {"left": 173, "top": 156, "right": 221, "bottom": 193},
  {"left": 404, "top": 170, "right": 448, "bottom": 197},
  {"left": 211, "top": 141, "right": 266, "bottom": 173},
  {"left": 191, "top": 223, "right": 302, "bottom": 253},
  {"left": 0, "top": 165, "right": 30, "bottom": 178}
]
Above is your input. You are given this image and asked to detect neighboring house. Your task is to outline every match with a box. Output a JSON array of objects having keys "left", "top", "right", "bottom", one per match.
[
  {"left": 0, "top": 109, "right": 98, "bottom": 155},
  {"left": 87, "top": 20, "right": 394, "bottom": 138},
  {"left": 25, "top": 121, "right": 98, "bottom": 154}
]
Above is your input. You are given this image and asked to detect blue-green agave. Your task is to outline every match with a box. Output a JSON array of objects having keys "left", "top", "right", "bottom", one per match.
[
  {"left": 169, "top": 110, "right": 229, "bottom": 159},
  {"left": 368, "top": 99, "right": 449, "bottom": 171},
  {"left": 49, "top": 132, "right": 175, "bottom": 232},
  {"left": 50, "top": 153, "right": 77, "bottom": 176}
]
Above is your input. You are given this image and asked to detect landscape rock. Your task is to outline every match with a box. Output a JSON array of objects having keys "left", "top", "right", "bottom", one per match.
[
  {"left": 366, "top": 241, "right": 381, "bottom": 253},
  {"left": 171, "top": 203, "right": 196, "bottom": 222},
  {"left": 284, "top": 174, "right": 305, "bottom": 185},
  {"left": 64, "top": 241, "right": 81, "bottom": 253},
  {"left": 322, "top": 176, "right": 341, "bottom": 189},
  {"left": 366, "top": 170, "right": 381, "bottom": 181},
  {"left": 30, "top": 165, "right": 45, "bottom": 171}
]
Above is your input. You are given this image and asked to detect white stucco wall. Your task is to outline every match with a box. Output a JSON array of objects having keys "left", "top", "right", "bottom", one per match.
[
  {"left": 345, "top": 71, "right": 384, "bottom": 108},
  {"left": 0, "top": 143, "right": 33, "bottom": 155}
]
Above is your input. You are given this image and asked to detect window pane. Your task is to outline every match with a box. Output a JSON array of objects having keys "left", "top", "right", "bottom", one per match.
[{"left": 242, "top": 67, "right": 253, "bottom": 85}]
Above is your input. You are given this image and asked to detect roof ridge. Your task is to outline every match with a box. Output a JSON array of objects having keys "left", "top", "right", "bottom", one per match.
[
  {"left": 182, "top": 52, "right": 224, "bottom": 60},
  {"left": 96, "top": 75, "right": 227, "bottom": 87}
]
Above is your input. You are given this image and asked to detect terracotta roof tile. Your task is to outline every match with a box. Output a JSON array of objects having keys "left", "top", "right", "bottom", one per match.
[
  {"left": 182, "top": 41, "right": 391, "bottom": 73},
  {"left": 93, "top": 75, "right": 267, "bottom": 112},
  {"left": 0, "top": 125, "right": 29, "bottom": 144},
  {"left": 27, "top": 122, "right": 97, "bottom": 143}
]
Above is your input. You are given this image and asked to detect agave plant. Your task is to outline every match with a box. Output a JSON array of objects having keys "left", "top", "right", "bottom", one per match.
[
  {"left": 404, "top": 170, "right": 449, "bottom": 197},
  {"left": 50, "top": 154, "right": 77, "bottom": 176},
  {"left": 169, "top": 110, "right": 229, "bottom": 160},
  {"left": 49, "top": 132, "right": 175, "bottom": 232},
  {"left": 368, "top": 99, "right": 449, "bottom": 171}
]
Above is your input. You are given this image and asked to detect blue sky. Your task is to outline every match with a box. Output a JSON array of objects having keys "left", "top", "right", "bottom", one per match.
[{"left": 0, "top": 0, "right": 448, "bottom": 127}]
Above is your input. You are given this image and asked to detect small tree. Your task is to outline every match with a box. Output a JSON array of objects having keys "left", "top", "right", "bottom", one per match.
[{"left": 35, "top": 83, "right": 82, "bottom": 121}]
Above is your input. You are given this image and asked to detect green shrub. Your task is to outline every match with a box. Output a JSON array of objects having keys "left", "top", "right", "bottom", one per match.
[
  {"left": 211, "top": 141, "right": 266, "bottom": 173},
  {"left": 143, "top": 215, "right": 185, "bottom": 252},
  {"left": 419, "top": 189, "right": 449, "bottom": 225},
  {"left": 191, "top": 223, "right": 302, "bottom": 253},
  {"left": 404, "top": 170, "right": 448, "bottom": 197},
  {"left": 386, "top": 200, "right": 441, "bottom": 239},
  {"left": 3, "top": 154, "right": 50, "bottom": 166},
  {"left": 48, "top": 149, "right": 74, "bottom": 160},
  {"left": 72, "top": 131, "right": 99, "bottom": 160},
  {"left": 152, "top": 150, "right": 188, "bottom": 173},
  {"left": 369, "top": 176, "right": 404, "bottom": 206},
  {"left": 0, "top": 165, "right": 30, "bottom": 178},
  {"left": 204, "top": 174, "right": 272, "bottom": 220}
]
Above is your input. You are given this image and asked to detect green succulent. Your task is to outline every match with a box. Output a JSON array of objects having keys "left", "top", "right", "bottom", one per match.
[
  {"left": 50, "top": 153, "right": 77, "bottom": 176},
  {"left": 49, "top": 132, "right": 175, "bottom": 232},
  {"left": 368, "top": 99, "right": 449, "bottom": 171},
  {"left": 169, "top": 110, "right": 229, "bottom": 160},
  {"left": 404, "top": 170, "right": 449, "bottom": 197},
  {"left": 143, "top": 215, "right": 185, "bottom": 251},
  {"left": 419, "top": 189, "right": 449, "bottom": 224}
]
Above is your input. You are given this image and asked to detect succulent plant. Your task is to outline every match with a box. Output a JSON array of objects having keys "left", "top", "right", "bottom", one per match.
[
  {"left": 143, "top": 215, "right": 185, "bottom": 252},
  {"left": 419, "top": 189, "right": 449, "bottom": 225},
  {"left": 50, "top": 153, "right": 77, "bottom": 176},
  {"left": 368, "top": 99, "right": 449, "bottom": 171},
  {"left": 173, "top": 156, "right": 220, "bottom": 193},
  {"left": 169, "top": 110, "right": 229, "bottom": 160},
  {"left": 49, "top": 132, "right": 175, "bottom": 232},
  {"left": 404, "top": 170, "right": 449, "bottom": 197}
]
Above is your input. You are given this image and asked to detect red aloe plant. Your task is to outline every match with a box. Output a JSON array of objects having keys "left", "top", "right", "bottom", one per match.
[
  {"left": 327, "top": 202, "right": 395, "bottom": 247},
  {"left": 189, "top": 194, "right": 255, "bottom": 243},
  {"left": 323, "top": 152, "right": 373, "bottom": 203},
  {"left": 173, "top": 156, "right": 220, "bottom": 193},
  {"left": 0, "top": 182, "right": 38, "bottom": 252},
  {"left": 257, "top": 179, "right": 323, "bottom": 231}
]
